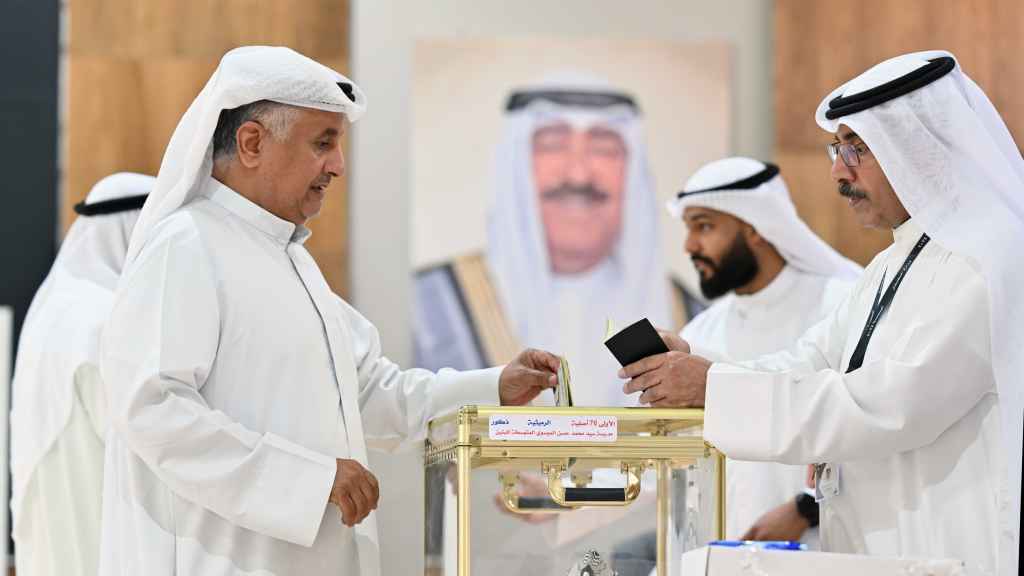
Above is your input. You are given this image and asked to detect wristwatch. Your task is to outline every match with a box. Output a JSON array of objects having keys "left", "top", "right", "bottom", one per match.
[{"left": 795, "top": 492, "right": 819, "bottom": 527}]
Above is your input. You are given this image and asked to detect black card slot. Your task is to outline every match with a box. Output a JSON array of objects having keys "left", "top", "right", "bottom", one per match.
[{"left": 563, "top": 487, "right": 627, "bottom": 502}]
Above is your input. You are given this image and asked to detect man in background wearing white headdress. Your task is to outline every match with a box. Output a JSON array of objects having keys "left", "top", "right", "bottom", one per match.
[
  {"left": 98, "top": 46, "right": 560, "bottom": 576},
  {"left": 672, "top": 157, "right": 860, "bottom": 545},
  {"left": 620, "top": 52, "right": 1022, "bottom": 575},
  {"left": 10, "top": 173, "right": 154, "bottom": 576},
  {"left": 414, "top": 76, "right": 700, "bottom": 406},
  {"left": 613, "top": 159, "right": 859, "bottom": 574}
]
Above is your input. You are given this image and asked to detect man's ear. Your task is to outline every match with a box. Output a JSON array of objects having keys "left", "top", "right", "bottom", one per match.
[
  {"left": 743, "top": 224, "right": 770, "bottom": 248},
  {"left": 235, "top": 121, "right": 266, "bottom": 169}
]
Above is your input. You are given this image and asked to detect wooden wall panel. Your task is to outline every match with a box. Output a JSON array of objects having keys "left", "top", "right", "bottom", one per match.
[
  {"left": 70, "top": 0, "right": 348, "bottom": 60},
  {"left": 776, "top": 0, "right": 1024, "bottom": 265},
  {"left": 65, "top": 0, "right": 351, "bottom": 295}
]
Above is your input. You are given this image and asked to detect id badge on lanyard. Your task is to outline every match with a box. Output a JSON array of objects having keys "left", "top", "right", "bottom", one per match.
[
  {"left": 813, "top": 462, "right": 841, "bottom": 503},
  {"left": 813, "top": 236, "right": 928, "bottom": 504}
]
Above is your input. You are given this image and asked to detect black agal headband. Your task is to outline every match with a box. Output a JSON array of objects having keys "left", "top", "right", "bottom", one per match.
[
  {"left": 825, "top": 56, "right": 956, "bottom": 120},
  {"left": 676, "top": 163, "right": 779, "bottom": 199},
  {"left": 73, "top": 194, "right": 148, "bottom": 216},
  {"left": 338, "top": 82, "right": 356, "bottom": 103},
  {"left": 506, "top": 90, "right": 638, "bottom": 112}
]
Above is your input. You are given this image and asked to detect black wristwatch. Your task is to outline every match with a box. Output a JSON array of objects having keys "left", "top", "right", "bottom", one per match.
[{"left": 795, "top": 493, "right": 819, "bottom": 527}]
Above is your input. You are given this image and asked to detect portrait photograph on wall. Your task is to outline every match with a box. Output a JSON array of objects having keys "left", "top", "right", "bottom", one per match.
[{"left": 411, "top": 37, "right": 732, "bottom": 398}]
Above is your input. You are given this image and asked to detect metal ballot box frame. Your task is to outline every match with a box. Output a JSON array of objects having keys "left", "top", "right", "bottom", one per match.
[{"left": 424, "top": 405, "right": 725, "bottom": 576}]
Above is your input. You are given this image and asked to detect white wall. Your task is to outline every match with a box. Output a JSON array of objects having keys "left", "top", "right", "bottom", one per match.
[{"left": 350, "top": 2, "right": 773, "bottom": 574}]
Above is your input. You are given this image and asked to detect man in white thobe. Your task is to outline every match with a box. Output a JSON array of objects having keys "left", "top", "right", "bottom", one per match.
[
  {"left": 669, "top": 157, "right": 860, "bottom": 544},
  {"left": 614, "top": 159, "right": 860, "bottom": 574},
  {"left": 10, "top": 173, "right": 154, "bottom": 576},
  {"left": 98, "top": 46, "right": 560, "bottom": 576},
  {"left": 620, "top": 51, "right": 1022, "bottom": 576}
]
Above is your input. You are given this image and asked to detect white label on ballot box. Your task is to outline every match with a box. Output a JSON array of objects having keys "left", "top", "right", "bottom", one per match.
[{"left": 488, "top": 414, "right": 618, "bottom": 442}]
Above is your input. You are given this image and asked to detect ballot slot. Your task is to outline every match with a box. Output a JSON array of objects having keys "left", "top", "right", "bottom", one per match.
[
  {"left": 543, "top": 460, "right": 642, "bottom": 508},
  {"left": 563, "top": 488, "right": 626, "bottom": 502},
  {"left": 499, "top": 461, "right": 643, "bottom": 514}
]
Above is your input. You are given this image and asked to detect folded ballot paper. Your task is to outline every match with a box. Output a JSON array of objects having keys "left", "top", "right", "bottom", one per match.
[{"left": 554, "top": 356, "right": 574, "bottom": 407}]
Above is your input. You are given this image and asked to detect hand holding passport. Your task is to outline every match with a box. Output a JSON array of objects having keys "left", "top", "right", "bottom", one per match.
[
  {"left": 606, "top": 318, "right": 710, "bottom": 408},
  {"left": 603, "top": 318, "right": 670, "bottom": 367}
]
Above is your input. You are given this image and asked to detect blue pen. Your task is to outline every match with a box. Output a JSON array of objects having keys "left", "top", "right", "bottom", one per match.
[{"left": 709, "top": 540, "right": 807, "bottom": 551}]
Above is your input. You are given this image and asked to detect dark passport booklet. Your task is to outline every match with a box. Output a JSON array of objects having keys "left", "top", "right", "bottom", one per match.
[{"left": 603, "top": 318, "right": 670, "bottom": 367}]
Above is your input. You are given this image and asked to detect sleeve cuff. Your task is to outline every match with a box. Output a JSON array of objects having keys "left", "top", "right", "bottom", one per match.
[
  {"left": 704, "top": 364, "right": 776, "bottom": 461},
  {"left": 250, "top": 433, "right": 337, "bottom": 547},
  {"left": 431, "top": 365, "right": 503, "bottom": 418},
  {"left": 689, "top": 342, "right": 727, "bottom": 363}
]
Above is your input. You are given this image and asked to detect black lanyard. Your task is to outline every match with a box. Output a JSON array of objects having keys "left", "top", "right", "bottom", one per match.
[{"left": 845, "top": 233, "right": 930, "bottom": 373}]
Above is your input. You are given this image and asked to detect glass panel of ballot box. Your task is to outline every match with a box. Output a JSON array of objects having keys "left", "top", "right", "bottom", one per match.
[{"left": 424, "top": 406, "right": 725, "bottom": 576}]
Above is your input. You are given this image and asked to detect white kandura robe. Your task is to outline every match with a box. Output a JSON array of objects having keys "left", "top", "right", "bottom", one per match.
[
  {"left": 15, "top": 364, "right": 107, "bottom": 576},
  {"left": 99, "top": 179, "right": 501, "bottom": 576},
  {"left": 705, "top": 220, "right": 1005, "bottom": 576},
  {"left": 682, "top": 265, "right": 852, "bottom": 542},
  {"left": 10, "top": 172, "right": 153, "bottom": 576}
]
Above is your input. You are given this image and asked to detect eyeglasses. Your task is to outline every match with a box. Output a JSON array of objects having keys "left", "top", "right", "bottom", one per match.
[{"left": 826, "top": 141, "right": 870, "bottom": 168}]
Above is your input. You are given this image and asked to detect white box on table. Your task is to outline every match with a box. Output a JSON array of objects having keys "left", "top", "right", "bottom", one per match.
[{"left": 680, "top": 545, "right": 964, "bottom": 576}]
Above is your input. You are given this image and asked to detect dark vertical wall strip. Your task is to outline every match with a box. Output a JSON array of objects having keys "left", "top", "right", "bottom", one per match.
[
  {"left": 0, "top": 1, "right": 58, "bottom": 557},
  {"left": 0, "top": 0, "right": 59, "bottom": 361}
]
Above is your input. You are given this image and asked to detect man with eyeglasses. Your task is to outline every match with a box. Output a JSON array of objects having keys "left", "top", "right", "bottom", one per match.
[
  {"left": 619, "top": 51, "right": 1021, "bottom": 576},
  {"left": 611, "top": 158, "right": 861, "bottom": 575},
  {"left": 668, "top": 157, "right": 861, "bottom": 545},
  {"left": 826, "top": 138, "right": 916, "bottom": 229}
]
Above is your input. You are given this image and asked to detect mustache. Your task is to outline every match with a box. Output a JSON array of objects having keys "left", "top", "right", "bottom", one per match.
[
  {"left": 691, "top": 254, "right": 716, "bottom": 271},
  {"left": 838, "top": 181, "right": 868, "bottom": 200},
  {"left": 540, "top": 183, "right": 610, "bottom": 204}
]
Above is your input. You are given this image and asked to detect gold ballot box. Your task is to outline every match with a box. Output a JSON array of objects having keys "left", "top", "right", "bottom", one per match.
[{"left": 424, "top": 406, "right": 725, "bottom": 576}]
